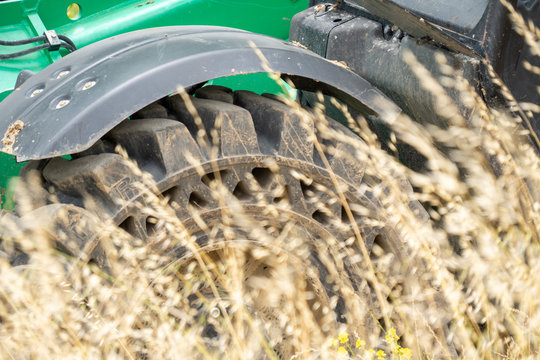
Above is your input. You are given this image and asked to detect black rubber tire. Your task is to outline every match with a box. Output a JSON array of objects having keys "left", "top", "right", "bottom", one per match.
[
  {"left": 22, "top": 87, "right": 385, "bottom": 245},
  {"left": 15, "top": 86, "right": 414, "bottom": 356}
]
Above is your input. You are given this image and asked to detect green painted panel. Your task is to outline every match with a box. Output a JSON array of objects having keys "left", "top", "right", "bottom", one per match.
[
  {"left": 55, "top": 0, "right": 306, "bottom": 47},
  {"left": 0, "top": 0, "right": 308, "bottom": 96},
  {"left": 0, "top": 153, "right": 23, "bottom": 210}
]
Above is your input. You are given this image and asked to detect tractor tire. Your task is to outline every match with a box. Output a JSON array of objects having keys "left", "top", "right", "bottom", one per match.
[{"left": 15, "top": 86, "right": 415, "bottom": 356}]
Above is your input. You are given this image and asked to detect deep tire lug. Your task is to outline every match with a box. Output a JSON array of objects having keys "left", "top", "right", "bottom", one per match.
[
  {"left": 234, "top": 90, "right": 314, "bottom": 162},
  {"left": 107, "top": 119, "right": 204, "bottom": 179},
  {"left": 327, "top": 140, "right": 366, "bottom": 187},
  {"left": 119, "top": 214, "right": 150, "bottom": 241},
  {"left": 131, "top": 102, "right": 168, "bottom": 119},
  {"left": 194, "top": 85, "right": 234, "bottom": 104},
  {"left": 42, "top": 154, "right": 141, "bottom": 219},
  {"left": 307, "top": 189, "right": 342, "bottom": 222},
  {"left": 282, "top": 174, "right": 309, "bottom": 214},
  {"left": 164, "top": 96, "right": 260, "bottom": 158}
]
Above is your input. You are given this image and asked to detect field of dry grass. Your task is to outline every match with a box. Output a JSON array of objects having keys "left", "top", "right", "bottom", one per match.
[{"left": 1, "top": 3, "right": 540, "bottom": 359}]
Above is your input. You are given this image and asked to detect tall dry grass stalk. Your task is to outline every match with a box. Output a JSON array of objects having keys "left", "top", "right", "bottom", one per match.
[{"left": 1, "top": 6, "right": 540, "bottom": 359}]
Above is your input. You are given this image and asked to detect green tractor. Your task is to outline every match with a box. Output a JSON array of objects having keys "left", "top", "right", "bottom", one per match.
[
  {"left": 0, "top": 0, "right": 538, "bottom": 356},
  {"left": 0, "top": 0, "right": 310, "bottom": 209}
]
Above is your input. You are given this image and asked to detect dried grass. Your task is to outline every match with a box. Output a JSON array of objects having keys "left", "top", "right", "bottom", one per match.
[{"left": 1, "top": 7, "right": 540, "bottom": 360}]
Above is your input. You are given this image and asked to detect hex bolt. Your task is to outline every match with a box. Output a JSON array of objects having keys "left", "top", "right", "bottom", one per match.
[
  {"left": 56, "top": 70, "right": 70, "bottom": 79},
  {"left": 82, "top": 81, "right": 96, "bottom": 90},
  {"left": 30, "top": 89, "right": 43, "bottom": 97},
  {"left": 55, "top": 99, "right": 70, "bottom": 109}
]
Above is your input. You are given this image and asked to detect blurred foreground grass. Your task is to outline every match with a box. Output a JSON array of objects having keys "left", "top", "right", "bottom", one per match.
[{"left": 1, "top": 3, "right": 540, "bottom": 359}]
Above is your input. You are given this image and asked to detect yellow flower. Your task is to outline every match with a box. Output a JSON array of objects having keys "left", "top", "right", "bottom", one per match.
[
  {"left": 338, "top": 333, "right": 349, "bottom": 344},
  {"left": 329, "top": 338, "right": 339, "bottom": 347},
  {"left": 337, "top": 346, "right": 348, "bottom": 355},
  {"left": 385, "top": 328, "right": 399, "bottom": 343},
  {"left": 376, "top": 350, "right": 387, "bottom": 359},
  {"left": 399, "top": 347, "right": 412, "bottom": 359},
  {"left": 356, "top": 339, "right": 366, "bottom": 349}
]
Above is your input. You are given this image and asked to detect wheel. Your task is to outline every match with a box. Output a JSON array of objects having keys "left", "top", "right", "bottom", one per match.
[{"left": 15, "top": 86, "right": 414, "bottom": 356}]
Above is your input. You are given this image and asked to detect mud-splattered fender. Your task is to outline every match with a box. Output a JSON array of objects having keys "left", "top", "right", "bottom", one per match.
[{"left": 0, "top": 26, "right": 401, "bottom": 162}]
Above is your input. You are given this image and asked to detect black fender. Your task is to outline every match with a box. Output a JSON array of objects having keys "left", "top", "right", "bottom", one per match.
[{"left": 0, "top": 26, "right": 401, "bottom": 162}]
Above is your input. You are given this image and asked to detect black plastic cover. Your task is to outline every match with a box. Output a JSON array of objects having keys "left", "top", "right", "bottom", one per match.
[{"left": 391, "top": 0, "right": 489, "bottom": 33}]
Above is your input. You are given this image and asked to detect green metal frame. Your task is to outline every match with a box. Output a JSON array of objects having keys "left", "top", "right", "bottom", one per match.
[{"left": 0, "top": 0, "right": 308, "bottom": 209}]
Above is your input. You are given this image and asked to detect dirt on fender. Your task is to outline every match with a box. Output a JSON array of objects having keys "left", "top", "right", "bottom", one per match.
[{"left": 2, "top": 120, "right": 24, "bottom": 154}]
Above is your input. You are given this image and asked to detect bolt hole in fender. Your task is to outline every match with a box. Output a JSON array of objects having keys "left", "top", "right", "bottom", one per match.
[{"left": 0, "top": 26, "right": 425, "bottom": 355}]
